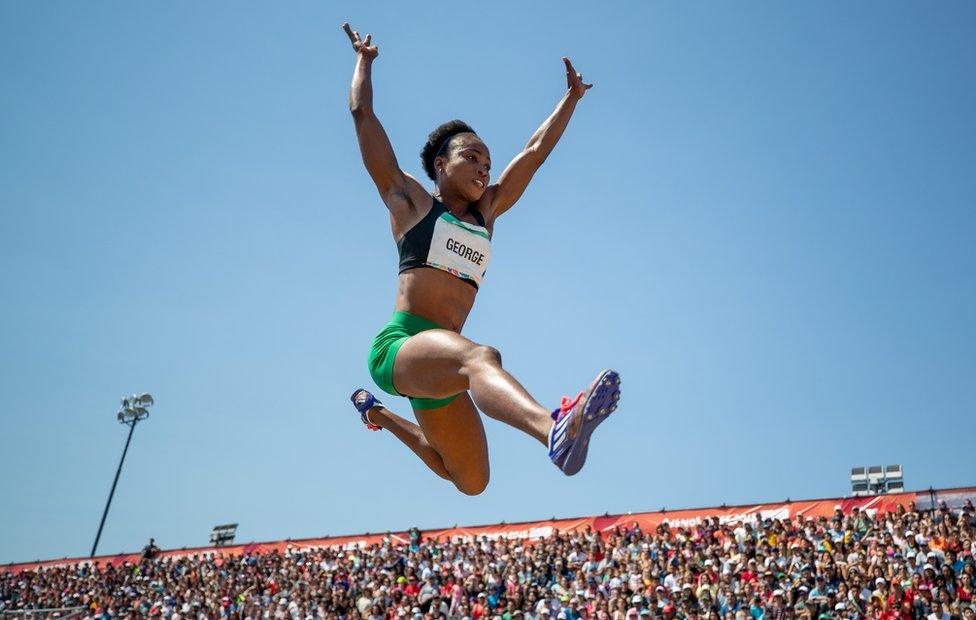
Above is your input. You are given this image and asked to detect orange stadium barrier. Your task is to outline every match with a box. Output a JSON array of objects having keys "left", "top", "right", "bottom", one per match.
[{"left": 4, "top": 486, "right": 974, "bottom": 574}]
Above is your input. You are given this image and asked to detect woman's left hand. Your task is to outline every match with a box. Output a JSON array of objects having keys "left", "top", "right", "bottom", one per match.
[{"left": 563, "top": 57, "right": 593, "bottom": 99}]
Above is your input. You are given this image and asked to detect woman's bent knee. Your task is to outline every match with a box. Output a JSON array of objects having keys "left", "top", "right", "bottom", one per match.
[
  {"left": 463, "top": 344, "right": 502, "bottom": 372},
  {"left": 452, "top": 470, "right": 490, "bottom": 496}
]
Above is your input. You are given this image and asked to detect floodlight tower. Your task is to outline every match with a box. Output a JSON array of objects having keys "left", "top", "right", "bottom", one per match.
[{"left": 90, "top": 393, "right": 154, "bottom": 557}]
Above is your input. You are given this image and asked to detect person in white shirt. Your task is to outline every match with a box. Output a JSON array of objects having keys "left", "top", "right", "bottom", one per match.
[{"left": 927, "top": 601, "right": 950, "bottom": 620}]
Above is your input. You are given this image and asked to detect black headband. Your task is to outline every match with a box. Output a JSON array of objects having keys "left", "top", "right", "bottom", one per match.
[
  {"left": 434, "top": 131, "right": 474, "bottom": 161},
  {"left": 433, "top": 134, "right": 456, "bottom": 160}
]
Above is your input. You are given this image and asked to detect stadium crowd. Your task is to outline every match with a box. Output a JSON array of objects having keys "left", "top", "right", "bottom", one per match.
[{"left": 2, "top": 500, "right": 975, "bottom": 620}]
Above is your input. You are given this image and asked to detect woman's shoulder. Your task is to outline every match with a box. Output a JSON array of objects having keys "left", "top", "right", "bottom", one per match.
[
  {"left": 389, "top": 179, "right": 436, "bottom": 239},
  {"left": 397, "top": 175, "right": 435, "bottom": 213}
]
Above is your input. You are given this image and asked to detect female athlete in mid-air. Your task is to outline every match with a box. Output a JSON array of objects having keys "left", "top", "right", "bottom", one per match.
[{"left": 343, "top": 22, "right": 620, "bottom": 494}]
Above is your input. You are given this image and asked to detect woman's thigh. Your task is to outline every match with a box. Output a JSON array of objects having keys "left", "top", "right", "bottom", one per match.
[
  {"left": 393, "top": 329, "right": 479, "bottom": 399},
  {"left": 414, "top": 392, "right": 489, "bottom": 495}
]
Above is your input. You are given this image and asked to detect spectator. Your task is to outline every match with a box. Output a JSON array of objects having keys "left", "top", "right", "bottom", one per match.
[
  {"left": 3, "top": 503, "right": 975, "bottom": 620},
  {"left": 142, "top": 538, "right": 160, "bottom": 560}
]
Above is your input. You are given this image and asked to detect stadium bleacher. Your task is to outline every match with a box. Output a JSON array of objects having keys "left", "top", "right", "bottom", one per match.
[{"left": 2, "top": 487, "right": 974, "bottom": 620}]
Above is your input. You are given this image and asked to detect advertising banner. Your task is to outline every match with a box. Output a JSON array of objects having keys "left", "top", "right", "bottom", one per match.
[{"left": 5, "top": 486, "right": 973, "bottom": 575}]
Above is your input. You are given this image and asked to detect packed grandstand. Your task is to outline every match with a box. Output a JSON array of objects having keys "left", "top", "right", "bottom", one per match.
[{"left": 2, "top": 487, "right": 974, "bottom": 620}]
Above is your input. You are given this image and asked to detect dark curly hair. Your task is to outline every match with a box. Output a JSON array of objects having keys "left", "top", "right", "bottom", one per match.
[{"left": 420, "top": 120, "right": 477, "bottom": 182}]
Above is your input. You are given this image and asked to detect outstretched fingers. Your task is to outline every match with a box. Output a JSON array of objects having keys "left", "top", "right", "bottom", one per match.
[
  {"left": 342, "top": 22, "right": 357, "bottom": 45},
  {"left": 342, "top": 22, "right": 378, "bottom": 57},
  {"left": 562, "top": 56, "right": 574, "bottom": 73},
  {"left": 562, "top": 56, "right": 593, "bottom": 92}
]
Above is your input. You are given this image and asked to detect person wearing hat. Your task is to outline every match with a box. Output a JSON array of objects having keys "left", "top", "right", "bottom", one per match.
[
  {"left": 699, "top": 589, "right": 716, "bottom": 614},
  {"left": 914, "top": 584, "right": 933, "bottom": 617},
  {"left": 872, "top": 577, "right": 889, "bottom": 601},
  {"left": 563, "top": 598, "right": 582, "bottom": 620},
  {"left": 808, "top": 576, "right": 829, "bottom": 602},
  {"left": 473, "top": 593, "right": 488, "bottom": 619},
  {"left": 357, "top": 587, "right": 375, "bottom": 615},
  {"left": 652, "top": 585, "right": 667, "bottom": 608},
  {"left": 742, "top": 560, "right": 759, "bottom": 585},
  {"left": 885, "top": 580, "right": 909, "bottom": 613},
  {"left": 863, "top": 592, "right": 886, "bottom": 620},
  {"left": 766, "top": 590, "right": 786, "bottom": 620},
  {"left": 697, "top": 576, "right": 716, "bottom": 603}
]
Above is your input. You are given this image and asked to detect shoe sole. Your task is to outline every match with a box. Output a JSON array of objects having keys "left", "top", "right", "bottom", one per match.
[
  {"left": 350, "top": 388, "right": 382, "bottom": 431},
  {"left": 559, "top": 369, "right": 621, "bottom": 476}
]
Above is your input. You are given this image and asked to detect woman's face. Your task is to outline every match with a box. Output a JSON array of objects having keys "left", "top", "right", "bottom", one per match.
[{"left": 436, "top": 133, "right": 491, "bottom": 202}]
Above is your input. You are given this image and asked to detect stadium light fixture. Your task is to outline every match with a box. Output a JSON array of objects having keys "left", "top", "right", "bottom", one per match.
[
  {"left": 850, "top": 464, "right": 903, "bottom": 497},
  {"left": 91, "top": 393, "right": 155, "bottom": 557},
  {"left": 210, "top": 523, "right": 239, "bottom": 547}
]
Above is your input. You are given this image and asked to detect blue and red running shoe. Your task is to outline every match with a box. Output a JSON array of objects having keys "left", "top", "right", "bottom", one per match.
[
  {"left": 350, "top": 388, "right": 383, "bottom": 432},
  {"left": 548, "top": 369, "right": 621, "bottom": 476}
]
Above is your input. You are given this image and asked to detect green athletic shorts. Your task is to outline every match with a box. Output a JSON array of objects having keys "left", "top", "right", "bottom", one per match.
[{"left": 367, "top": 311, "right": 461, "bottom": 410}]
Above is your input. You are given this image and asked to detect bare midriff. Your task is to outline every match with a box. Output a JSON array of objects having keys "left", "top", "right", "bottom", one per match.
[{"left": 394, "top": 268, "right": 477, "bottom": 333}]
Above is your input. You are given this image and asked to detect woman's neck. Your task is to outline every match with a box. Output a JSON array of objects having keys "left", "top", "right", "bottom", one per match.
[{"left": 434, "top": 187, "right": 470, "bottom": 215}]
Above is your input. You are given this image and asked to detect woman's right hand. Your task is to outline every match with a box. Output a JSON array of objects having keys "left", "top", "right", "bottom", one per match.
[{"left": 342, "top": 22, "right": 378, "bottom": 60}]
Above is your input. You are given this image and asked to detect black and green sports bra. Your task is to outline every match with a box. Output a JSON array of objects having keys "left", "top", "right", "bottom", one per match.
[{"left": 397, "top": 199, "right": 492, "bottom": 289}]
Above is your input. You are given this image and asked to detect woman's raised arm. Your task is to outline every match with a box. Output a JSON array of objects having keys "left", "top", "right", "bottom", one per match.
[
  {"left": 343, "top": 23, "right": 412, "bottom": 205},
  {"left": 485, "top": 57, "right": 593, "bottom": 220}
]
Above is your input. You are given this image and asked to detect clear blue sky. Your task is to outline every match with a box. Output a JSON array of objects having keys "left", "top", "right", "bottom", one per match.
[{"left": 1, "top": 1, "right": 974, "bottom": 565}]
